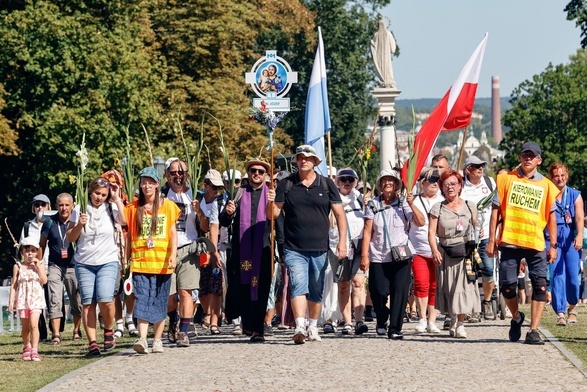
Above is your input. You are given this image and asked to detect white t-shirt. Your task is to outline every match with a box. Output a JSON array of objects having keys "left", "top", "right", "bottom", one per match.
[
  {"left": 73, "top": 203, "right": 122, "bottom": 266},
  {"left": 364, "top": 196, "right": 413, "bottom": 264},
  {"left": 461, "top": 175, "right": 495, "bottom": 240},
  {"left": 329, "top": 188, "right": 364, "bottom": 257},
  {"left": 20, "top": 219, "right": 49, "bottom": 267},
  {"left": 408, "top": 193, "right": 444, "bottom": 258},
  {"left": 201, "top": 197, "right": 219, "bottom": 224},
  {"left": 166, "top": 187, "right": 198, "bottom": 247}
]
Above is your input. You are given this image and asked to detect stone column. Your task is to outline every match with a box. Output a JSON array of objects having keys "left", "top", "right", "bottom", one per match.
[{"left": 372, "top": 87, "right": 401, "bottom": 172}]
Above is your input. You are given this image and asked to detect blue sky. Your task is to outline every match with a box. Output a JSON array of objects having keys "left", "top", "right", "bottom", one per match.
[{"left": 381, "top": 1, "right": 581, "bottom": 99}]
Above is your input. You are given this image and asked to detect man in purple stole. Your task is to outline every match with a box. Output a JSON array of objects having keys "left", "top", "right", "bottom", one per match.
[{"left": 221, "top": 158, "right": 272, "bottom": 342}]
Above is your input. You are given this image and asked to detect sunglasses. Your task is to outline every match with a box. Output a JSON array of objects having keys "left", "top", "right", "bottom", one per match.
[
  {"left": 296, "top": 146, "right": 314, "bottom": 154},
  {"left": 168, "top": 170, "right": 185, "bottom": 176},
  {"left": 33, "top": 202, "right": 48, "bottom": 208},
  {"left": 96, "top": 178, "right": 111, "bottom": 188},
  {"left": 468, "top": 164, "right": 485, "bottom": 170},
  {"left": 338, "top": 176, "right": 355, "bottom": 183},
  {"left": 426, "top": 177, "right": 439, "bottom": 184},
  {"left": 249, "top": 168, "right": 266, "bottom": 175}
]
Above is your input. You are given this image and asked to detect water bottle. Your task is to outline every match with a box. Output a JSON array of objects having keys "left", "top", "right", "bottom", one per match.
[{"left": 212, "top": 267, "right": 220, "bottom": 275}]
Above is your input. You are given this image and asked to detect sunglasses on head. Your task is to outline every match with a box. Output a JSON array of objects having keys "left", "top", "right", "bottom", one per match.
[
  {"left": 296, "top": 146, "right": 314, "bottom": 154},
  {"left": 96, "top": 178, "right": 111, "bottom": 188},
  {"left": 249, "top": 168, "right": 266, "bottom": 175},
  {"left": 33, "top": 201, "right": 48, "bottom": 208},
  {"left": 168, "top": 170, "right": 185, "bottom": 176},
  {"left": 338, "top": 176, "right": 355, "bottom": 183}
]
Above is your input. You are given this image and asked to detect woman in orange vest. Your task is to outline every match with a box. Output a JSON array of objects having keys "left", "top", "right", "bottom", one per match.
[{"left": 125, "top": 167, "right": 180, "bottom": 354}]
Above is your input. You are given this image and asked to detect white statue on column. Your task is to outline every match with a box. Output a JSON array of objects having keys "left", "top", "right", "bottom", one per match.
[{"left": 371, "top": 19, "right": 397, "bottom": 89}]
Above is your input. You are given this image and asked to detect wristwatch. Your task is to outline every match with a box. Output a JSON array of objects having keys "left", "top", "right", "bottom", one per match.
[{"left": 550, "top": 242, "right": 558, "bottom": 249}]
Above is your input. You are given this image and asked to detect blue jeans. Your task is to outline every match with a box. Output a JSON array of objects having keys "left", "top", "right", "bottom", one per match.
[
  {"left": 478, "top": 238, "right": 495, "bottom": 283},
  {"left": 75, "top": 262, "right": 119, "bottom": 305},
  {"left": 284, "top": 248, "right": 328, "bottom": 303}
]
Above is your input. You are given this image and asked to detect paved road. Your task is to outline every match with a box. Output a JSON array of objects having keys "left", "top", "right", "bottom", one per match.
[{"left": 41, "top": 318, "right": 586, "bottom": 392}]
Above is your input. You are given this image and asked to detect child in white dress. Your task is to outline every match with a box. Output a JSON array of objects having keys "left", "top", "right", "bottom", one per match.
[{"left": 9, "top": 237, "right": 47, "bottom": 361}]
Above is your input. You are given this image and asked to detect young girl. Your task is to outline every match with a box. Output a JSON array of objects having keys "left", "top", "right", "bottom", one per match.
[{"left": 9, "top": 237, "right": 48, "bottom": 361}]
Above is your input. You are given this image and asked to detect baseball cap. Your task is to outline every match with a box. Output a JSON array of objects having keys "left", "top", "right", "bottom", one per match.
[
  {"left": 204, "top": 169, "right": 224, "bottom": 187},
  {"left": 20, "top": 236, "right": 40, "bottom": 249},
  {"left": 32, "top": 194, "right": 50, "bottom": 204},
  {"left": 521, "top": 141, "right": 541, "bottom": 156},
  {"left": 336, "top": 168, "right": 359, "bottom": 179},
  {"left": 222, "top": 169, "right": 242, "bottom": 181},
  {"left": 464, "top": 155, "right": 487, "bottom": 168},
  {"left": 139, "top": 167, "right": 160, "bottom": 183},
  {"left": 165, "top": 157, "right": 180, "bottom": 170}
]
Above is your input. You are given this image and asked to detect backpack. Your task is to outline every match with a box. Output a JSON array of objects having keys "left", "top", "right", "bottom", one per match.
[{"left": 483, "top": 175, "right": 494, "bottom": 192}]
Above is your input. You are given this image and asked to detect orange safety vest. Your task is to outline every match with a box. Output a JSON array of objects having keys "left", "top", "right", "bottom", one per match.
[
  {"left": 496, "top": 170, "right": 559, "bottom": 251},
  {"left": 125, "top": 199, "right": 180, "bottom": 274}
]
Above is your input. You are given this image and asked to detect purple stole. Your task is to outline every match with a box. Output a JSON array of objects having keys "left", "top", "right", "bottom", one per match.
[{"left": 238, "top": 183, "right": 268, "bottom": 300}]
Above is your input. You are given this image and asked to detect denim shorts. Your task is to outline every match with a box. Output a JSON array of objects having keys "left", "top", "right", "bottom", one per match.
[
  {"left": 75, "top": 261, "right": 119, "bottom": 305},
  {"left": 283, "top": 248, "right": 328, "bottom": 303}
]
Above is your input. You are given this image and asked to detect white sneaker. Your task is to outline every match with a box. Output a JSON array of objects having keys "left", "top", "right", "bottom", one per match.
[
  {"left": 415, "top": 318, "right": 427, "bottom": 333},
  {"left": 152, "top": 338, "right": 164, "bottom": 353},
  {"left": 307, "top": 326, "right": 322, "bottom": 342},
  {"left": 292, "top": 326, "right": 306, "bottom": 344},
  {"left": 427, "top": 322, "right": 441, "bottom": 334},
  {"left": 455, "top": 324, "right": 467, "bottom": 339},
  {"left": 133, "top": 338, "right": 148, "bottom": 355}
]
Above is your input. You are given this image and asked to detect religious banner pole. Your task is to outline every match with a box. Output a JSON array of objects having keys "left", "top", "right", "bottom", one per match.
[{"left": 246, "top": 50, "right": 297, "bottom": 280}]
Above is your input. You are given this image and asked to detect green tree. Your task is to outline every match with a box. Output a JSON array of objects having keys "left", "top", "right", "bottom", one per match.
[
  {"left": 501, "top": 50, "right": 587, "bottom": 189},
  {"left": 566, "top": 0, "right": 587, "bottom": 48}
]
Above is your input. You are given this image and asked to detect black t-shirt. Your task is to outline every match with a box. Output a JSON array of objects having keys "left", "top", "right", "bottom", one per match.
[
  {"left": 275, "top": 173, "right": 341, "bottom": 251},
  {"left": 41, "top": 215, "right": 75, "bottom": 267}
]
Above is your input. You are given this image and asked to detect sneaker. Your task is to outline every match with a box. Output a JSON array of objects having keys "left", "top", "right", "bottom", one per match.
[
  {"left": 449, "top": 316, "right": 457, "bottom": 337},
  {"left": 524, "top": 330, "right": 545, "bottom": 345},
  {"left": 355, "top": 321, "right": 369, "bottom": 335},
  {"left": 232, "top": 324, "right": 243, "bottom": 336},
  {"left": 22, "top": 345, "right": 32, "bottom": 361},
  {"left": 415, "top": 318, "right": 427, "bottom": 333},
  {"left": 376, "top": 324, "right": 387, "bottom": 336},
  {"left": 455, "top": 324, "right": 467, "bottom": 339},
  {"left": 364, "top": 306, "right": 375, "bottom": 322},
  {"left": 30, "top": 351, "right": 42, "bottom": 362},
  {"left": 323, "top": 322, "right": 335, "bottom": 334},
  {"left": 466, "top": 313, "right": 481, "bottom": 323},
  {"left": 264, "top": 324, "right": 274, "bottom": 336},
  {"left": 133, "top": 338, "right": 149, "bottom": 354},
  {"left": 277, "top": 324, "right": 289, "bottom": 330},
  {"left": 292, "top": 326, "right": 306, "bottom": 344},
  {"left": 427, "top": 322, "right": 441, "bottom": 334},
  {"left": 388, "top": 330, "right": 404, "bottom": 340},
  {"left": 307, "top": 326, "right": 322, "bottom": 342},
  {"left": 509, "top": 311, "right": 525, "bottom": 342},
  {"left": 483, "top": 300, "right": 495, "bottom": 320},
  {"left": 152, "top": 338, "right": 164, "bottom": 353},
  {"left": 177, "top": 332, "right": 190, "bottom": 347},
  {"left": 341, "top": 324, "right": 352, "bottom": 335}
]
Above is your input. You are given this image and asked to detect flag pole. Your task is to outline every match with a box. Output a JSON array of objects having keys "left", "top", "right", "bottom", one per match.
[
  {"left": 456, "top": 126, "right": 469, "bottom": 170},
  {"left": 327, "top": 131, "right": 334, "bottom": 179}
]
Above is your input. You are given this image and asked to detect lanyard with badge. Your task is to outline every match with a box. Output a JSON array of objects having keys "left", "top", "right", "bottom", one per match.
[
  {"left": 557, "top": 187, "right": 572, "bottom": 225},
  {"left": 56, "top": 221, "right": 68, "bottom": 259}
]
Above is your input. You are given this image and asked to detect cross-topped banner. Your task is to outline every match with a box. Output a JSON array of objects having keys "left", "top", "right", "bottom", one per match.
[{"left": 245, "top": 50, "right": 298, "bottom": 112}]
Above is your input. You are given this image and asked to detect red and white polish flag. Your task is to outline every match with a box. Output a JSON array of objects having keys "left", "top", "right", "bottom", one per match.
[{"left": 401, "top": 33, "right": 488, "bottom": 190}]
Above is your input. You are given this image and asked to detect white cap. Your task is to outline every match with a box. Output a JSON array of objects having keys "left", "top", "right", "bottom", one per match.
[{"left": 222, "top": 169, "right": 242, "bottom": 181}]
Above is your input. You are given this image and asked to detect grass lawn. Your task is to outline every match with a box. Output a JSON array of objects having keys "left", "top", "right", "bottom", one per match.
[
  {"left": 0, "top": 321, "right": 136, "bottom": 392},
  {"left": 522, "top": 303, "right": 587, "bottom": 371}
]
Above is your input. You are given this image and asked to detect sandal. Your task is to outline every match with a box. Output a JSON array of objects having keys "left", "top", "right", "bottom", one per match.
[
  {"left": 556, "top": 313, "right": 567, "bottom": 326},
  {"left": 114, "top": 328, "right": 124, "bottom": 339},
  {"left": 249, "top": 333, "right": 265, "bottom": 343},
  {"left": 86, "top": 340, "right": 101, "bottom": 356},
  {"left": 126, "top": 321, "right": 139, "bottom": 337},
  {"left": 210, "top": 325, "right": 221, "bottom": 335},
  {"left": 51, "top": 334, "right": 61, "bottom": 345},
  {"left": 341, "top": 324, "right": 353, "bottom": 335},
  {"left": 567, "top": 310, "right": 578, "bottom": 324},
  {"left": 323, "top": 322, "right": 335, "bottom": 334},
  {"left": 103, "top": 331, "right": 116, "bottom": 351},
  {"left": 73, "top": 330, "right": 83, "bottom": 340}
]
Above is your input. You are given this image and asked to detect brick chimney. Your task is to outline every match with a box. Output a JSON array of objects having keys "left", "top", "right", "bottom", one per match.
[{"left": 491, "top": 76, "right": 503, "bottom": 143}]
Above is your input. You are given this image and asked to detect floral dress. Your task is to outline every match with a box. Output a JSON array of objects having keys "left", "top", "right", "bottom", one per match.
[{"left": 13, "top": 262, "right": 46, "bottom": 311}]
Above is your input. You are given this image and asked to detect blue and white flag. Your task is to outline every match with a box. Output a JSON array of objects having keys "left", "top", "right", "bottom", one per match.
[{"left": 305, "top": 27, "right": 331, "bottom": 176}]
